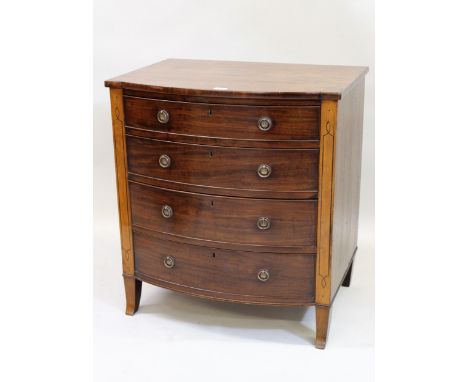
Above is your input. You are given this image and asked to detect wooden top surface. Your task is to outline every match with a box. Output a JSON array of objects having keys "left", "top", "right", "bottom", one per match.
[{"left": 105, "top": 59, "right": 368, "bottom": 100}]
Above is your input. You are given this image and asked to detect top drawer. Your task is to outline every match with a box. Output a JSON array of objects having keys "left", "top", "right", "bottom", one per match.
[{"left": 123, "top": 97, "right": 320, "bottom": 142}]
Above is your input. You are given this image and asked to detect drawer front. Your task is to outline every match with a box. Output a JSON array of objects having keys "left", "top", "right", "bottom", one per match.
[
  {"left": 133, "top": 227, "right": 315, "bottom": 305},
  {"left": 124, "top": 97, "right": 320, "bottom": 141},
  {"left": 129, "top": 182, "right": 317, "bottom": 249},
  {"left": 126, "top": 135, "right": 318, "bottom": 194}
]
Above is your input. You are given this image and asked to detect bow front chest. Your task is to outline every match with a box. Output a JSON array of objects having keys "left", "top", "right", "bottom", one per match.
[{"left": 105, "top": 59, "right": 367, "bottom": 349}]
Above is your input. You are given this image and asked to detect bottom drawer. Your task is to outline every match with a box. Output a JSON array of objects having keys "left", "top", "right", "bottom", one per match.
[{"left": 133, "top": 227, "right": 316, "bottom": 306}]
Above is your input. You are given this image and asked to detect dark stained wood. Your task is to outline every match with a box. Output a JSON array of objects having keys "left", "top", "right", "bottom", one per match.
[
  {"left": 330, "top": 79, "right": 365, "bottom": 299},
  {"left": 128, "top": 172, "right": 318, "bottom": 200},
  {"left": 315, "top": 305, "right": 331, "bottom": 349},
  {"left": 105, "top": 59, "right": 368, "bottom": 100},
  {"left": 133, "top": 227, "right": 315, "bottom": 306},
  {"left": 126, "top": 135, "right": 319, "bottom": 198},
  {"left": 123, "top": 88, "right": 322, "bottom": 106},
  {"left": 124, "top": 96, "right": 320, "bottom": 141},
  {"left": 123, "top": 274, "right": 142, "bottom": 315},
  {"left": 125, "top": 126, "right": 320, "bottom": 149},
  {"left": 129, "top": 182, "right": 317, "bottom": 249},
  {"left": 106, "top": 59, "right": 368, "bottom": 349},
  {"left": 126, "top": 226, "right": 314, "bottom": 254}
]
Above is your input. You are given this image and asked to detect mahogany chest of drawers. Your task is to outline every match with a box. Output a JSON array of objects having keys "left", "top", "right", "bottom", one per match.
[{"left": 105, "top": 59, "right": 367, "bottom": 349}]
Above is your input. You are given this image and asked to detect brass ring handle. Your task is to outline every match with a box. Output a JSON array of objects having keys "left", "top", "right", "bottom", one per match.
[
  {"left": 163, "top": 255, "right": 175, "bottom": 268},
  {"left": 257, "top": 164, "right": 272, "bottom": 178},
  {"left": 159, "top": 154, "right": 171, "bottom": 168},
  {"left": 257, "top": 269, "right": 270, "bottom": 282},
  {"left": 257, "top": 217, "right": 271, "bottom": 230},
  {"left": 257, "top": 117, "right": 272, "bottom": 131},
  {"left": 157, "top": 109, "right": 170, "bottom": 124},
  {"left": 161, "top": 204, "right": 173, "bottom": 218}
]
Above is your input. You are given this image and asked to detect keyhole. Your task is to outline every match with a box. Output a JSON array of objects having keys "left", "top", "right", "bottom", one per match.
[
  {"left": 211, "top": 200, "right": 214, "bottom": 206},
  {"left": 212, "top": 253, "right": 216, "bottom": 258},
  {"left": 209, "top": 151, "right": 213, "bottom": 157},
  {"left": 208, "top": 109, "right": 212, "bottom": 116}
]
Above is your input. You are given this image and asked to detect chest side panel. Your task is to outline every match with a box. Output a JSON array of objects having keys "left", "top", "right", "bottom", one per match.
[{"left": 330, "top": 79, "right": 366, "bottom": 300}]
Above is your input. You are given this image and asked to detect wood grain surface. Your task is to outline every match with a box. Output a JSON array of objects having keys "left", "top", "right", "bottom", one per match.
[
  {"left": 315, "top": 100, "right": 338, "bottom": 306},
  {"left": 330, "top": 79, "right": 365, "bottom": 300},
  {"left": 109, "top": 88, "right": 134, "bottom": 275},
  {"left": 105, "top": 58, "right": 368, "bottom": 99},
  {"left": 133, "top": 227, "right": 315, "bottom": 306},
  {"left": 315, "top": 306, "right": 331, "bottom": 349},
  {"left": 123, "top": 88, "right": 322, "bottom": 106},
  {"left": 129, "top": 182, "right": 317, "bottom": 250},
  {"left": 124, "top": 96, "right": 320, "bottom": 141},
  {"left": 123, "top": 275, "right": 142, "bottom": 315},
  {"left": 106, "top": 59, "right": 368, "bottom": 349},
  {"left": 126, "top": 135, "right": 319, "bottom": 198}
]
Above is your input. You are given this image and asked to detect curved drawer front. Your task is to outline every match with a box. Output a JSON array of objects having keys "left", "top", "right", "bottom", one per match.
[
  {"left": 126, "top": 135, "right": 318, "bottom": 194},
  {"left": 133, "top": 227, "right": 315, "bottom": 305},
  {"left": 124, "top": 96, "right": 320, "bottom": 141},
  {"left": 129, "top": 182, "right": 317, "bottom": 249}
]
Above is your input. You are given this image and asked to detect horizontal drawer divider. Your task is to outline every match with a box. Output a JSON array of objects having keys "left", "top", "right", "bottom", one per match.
[
  {"left": 125, "top": 126, "right": 321, "bottom": 149},
  {"left": 128, "top": 179, "right": 317, "bottom": 202},
  {"left": 124, "top": 94, "right": 322, "bottom": 107},
  {"left": 128, "top": 172, "right": 318, "bottom": 200},
  {"left": 125, "top": 131, "right": 320, "bottom": 151},
  {"left": 132, "top": 224, "right": 317, "bottom": 254},
  {"left": 123, "top": 89, "right": 322, "bottom": 106},
  {"left": 121, "top": 87, "right": 324, "bottom": 103}
]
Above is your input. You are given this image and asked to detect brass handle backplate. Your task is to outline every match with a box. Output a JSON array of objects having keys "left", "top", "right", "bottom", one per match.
[
  {"left": 157, "top": 109, "right": 170, "bottom": 124},
  {"left": 257, "top": 269, "right": 270, "bottom": 282},
  {"left": 257, "top": 217, "right": 271, "bottom": 230},
  {"left": 159, "top": 154, "right": 171, "bottom": 168},
  {"left": 257, "top": 117, "right": 272, "bottom": 131},
  {"left": 163, "top": 256, "right": 175, "bottom": 268},
  {"left": 257, "top": 164, "right": 272, "bottom": 178},
  {"left": 161, "top": 205, "right": 173, "bottom": 218}
]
